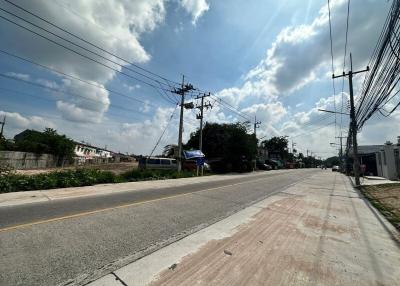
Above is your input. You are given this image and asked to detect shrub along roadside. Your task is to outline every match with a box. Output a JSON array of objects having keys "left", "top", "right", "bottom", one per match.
[{"left": 0, "top": 168, "right": 198, "bottom": 194}]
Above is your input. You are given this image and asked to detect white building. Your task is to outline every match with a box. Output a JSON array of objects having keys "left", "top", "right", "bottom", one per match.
[
  {"left": 375, "top": 141, "right": 400, "bottom": 180},
  {"left": 356, "top": 137, "right": 400, "bottom": 180},
  {"left": 74, "top": 142, "right": 112, "bottom": 164}
]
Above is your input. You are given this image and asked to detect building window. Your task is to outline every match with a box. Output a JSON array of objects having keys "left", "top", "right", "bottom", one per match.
[
  {"left": 383, "top": 151, "right": 387, "bottom": 165},
  {"left": 377, "top": 153, "right": 382, "bottom": 165}
]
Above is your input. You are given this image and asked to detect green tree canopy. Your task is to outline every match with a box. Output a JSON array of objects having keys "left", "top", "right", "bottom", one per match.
[
  {"left": 324, "top": 156, "right": 340, "bottom": 167},
  {"left": 260, "top": 136, "right": 289, "bottom": 160},
  {"left": 12, "top": 128, "right": 75, "bottom": 164},
  {"left": 185, "top": 122, "right": 257, "bottom": 173}
]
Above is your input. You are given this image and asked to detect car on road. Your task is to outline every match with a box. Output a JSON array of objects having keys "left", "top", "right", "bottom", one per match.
[
  {"left": 256, "top": 161, "right": 272, "bottom": 171},
  {"left": 332, "top": 165, "right": 339, "bottom": 172}
]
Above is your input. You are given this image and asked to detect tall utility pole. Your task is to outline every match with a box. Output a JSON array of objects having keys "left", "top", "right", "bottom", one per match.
[
  {"left": 311, "top": 151, "right": 315, "bottom": 168},
  {"left": 333, "top": 53, "right": 369, "bottom": 186},
  {"left": 253, "top": 116, "right": 261, "bottom": 170},
  {"left": 0, "top": 115, "right": 5, "bottom": 138},
  {"left": 173, "top": 75, "right": 194, "bottom": 172},
  {"left": 196, "top": 92, "right": 211, "bottom": 176},
  {"left": 336, "top": 134, "right": 347, "bottom": 172}
]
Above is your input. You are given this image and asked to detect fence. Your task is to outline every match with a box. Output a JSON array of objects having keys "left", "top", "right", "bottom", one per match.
[{"left": 0, "top": 151, "right": 58, "bottom": 169}]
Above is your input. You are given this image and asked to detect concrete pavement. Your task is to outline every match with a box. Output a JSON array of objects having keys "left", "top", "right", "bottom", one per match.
[
  {"left": 91, "top": 172, "right": 400, "bottom": 286},
  {"left": 0, "top": 169, "right": 316, "bottom": 286}
]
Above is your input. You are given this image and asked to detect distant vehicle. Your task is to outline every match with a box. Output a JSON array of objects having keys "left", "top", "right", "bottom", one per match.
[
  {"left": 138, "top": 157, "right": 177, "bottom": 170},
  {"left": 256, "top": 161, "right": 272, "bottom": 171},
  {"left": 332, "top": 165, "right": 339, "bottom": 172}
]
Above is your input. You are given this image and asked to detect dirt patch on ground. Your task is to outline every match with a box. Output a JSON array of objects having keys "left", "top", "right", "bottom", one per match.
[
  {"left": 15, "top": 162, "right": 138, "bottom": 176},
  {"left": 361, "top": 183, "right": 400, "bottom": 230}
]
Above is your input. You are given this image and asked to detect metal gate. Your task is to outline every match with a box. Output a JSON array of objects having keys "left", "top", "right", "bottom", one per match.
[{"left": 394, "top": 149, "right": 400, "bottom": 179}]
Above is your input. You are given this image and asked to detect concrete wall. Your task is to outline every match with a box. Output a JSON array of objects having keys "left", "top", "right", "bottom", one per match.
[
  {"left": 0, "top": 151, "right": 58, "bottom": 170},
  {"left": 376, "top": 145, "right": 400, "bottom": 180}
]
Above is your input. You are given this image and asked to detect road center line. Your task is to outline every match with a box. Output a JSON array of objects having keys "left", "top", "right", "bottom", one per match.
[{"left": 0, "top": 175, "right": 294, "bottom": 233}]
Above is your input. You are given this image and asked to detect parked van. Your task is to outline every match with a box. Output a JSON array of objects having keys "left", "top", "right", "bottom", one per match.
[{"left": 138, "top": 157, "right": 177, "bottom": 170}]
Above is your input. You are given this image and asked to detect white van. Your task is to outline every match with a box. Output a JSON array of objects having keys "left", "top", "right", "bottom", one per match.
[{"left": 138, "top": 157, "right": 178, "bottom": 170}]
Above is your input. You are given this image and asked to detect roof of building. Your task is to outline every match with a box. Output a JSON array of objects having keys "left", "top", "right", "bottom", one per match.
[
  {"left": 13, "top": 129, "right": 42, "bottom": 141},
  {"left": 348, "top": 145, "right": 383, "bottom": 156}
]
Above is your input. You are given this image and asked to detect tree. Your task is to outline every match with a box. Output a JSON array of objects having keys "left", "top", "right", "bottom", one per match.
[
  {"left": 13, "top": 128, "right": 75, "bottom": 165},
  {"left": 185, "top": 122, "right": 257, "bottom": 173},
  {"left": 324, "top": 156, "right": 340, "bottom": 167},
  {"left": 162, "top": 144, "right": 178, "bottom": 158},
  {"left": 260, "top": 136, "right": 289, "bottom": 160}
]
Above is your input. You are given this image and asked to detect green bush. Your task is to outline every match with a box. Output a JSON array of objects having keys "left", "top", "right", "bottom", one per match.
[{"left": 0, "top": 168, "right": 200, "bottom": 193}]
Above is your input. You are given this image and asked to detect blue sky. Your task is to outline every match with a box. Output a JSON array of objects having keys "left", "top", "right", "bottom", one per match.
[{"left": 0, "top": 0, "right": 398, "bottom": 157}]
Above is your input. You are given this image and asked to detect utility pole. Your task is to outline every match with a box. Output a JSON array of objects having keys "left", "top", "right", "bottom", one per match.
[
  {"left": 253, "top": 116, "right": 261, "bottom": 170},
  {"left": 173, "top": 75, "right": 194, "bottom": 172},
  {"left": 253, "top": 115, "right": 261, "bottom": 136},
  {"left": 333, "top": 53, "right": 369, "bottom": 186},
  {"left": 196, "top": 92, "right": 211, "bottom": 176},
  {"left": 0, "top": 115, "right": 5, "bottom": 138},
  {"left": 311, "top": 151, "right": 315, "bottom": 168},
  {"left": 336, "top": 134, "right": 347, "bottom": 172}
]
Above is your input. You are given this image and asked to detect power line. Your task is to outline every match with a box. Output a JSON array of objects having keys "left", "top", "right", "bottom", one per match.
[
  {"left": 0, "top": 107, "right": 63, "bottom": 122},
  {"left": 1, "top": 0, "right": 180, "bottom": 86},
  {"left": 340, "top": 0, "right": 351, "bottom": 133},
  {"left": 0, "top": 49, "right": 173, "bottom": 107},
  {"left": 209, "top": 94, "right": 252, "bottom": 121},
  {"left": 291, "top": 121, "right": 336, "bottom": 139},
  {"left": 0, "top": 86, "right": 153, "bottom": 123},
  {"left": 355, "top": 0, "right": 400, "bottom": 128},
  {"left": 149, "top": 105, "right": 178, "bottom": 157},
  {"left": 0, "top": 73, "right": 157, "bottom": 119},
  {"left": 0, "top": 13, "right": 175, "bottom": 94},
  {"left": 327, "top": 0, "right": 337, "bottom": 139}
]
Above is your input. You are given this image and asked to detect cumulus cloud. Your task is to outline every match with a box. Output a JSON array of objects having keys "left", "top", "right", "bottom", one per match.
[
  {"left": 0, "top": 0, "right": 168, "bottom": 123},
  {"left": 0, "top": 110, "right": 56, "bottom": 136},
  {"left": 5, "top": 71, "right": 60, "bottom": 91},
  {"left": 245, "top": 0, "right": 389, "bottom": 96},
  {"left": 216, "top": 0, "right": 390, "bottom": 113},
  {"left": 179, "top": 0, "right": 209, "bottom": 24}
]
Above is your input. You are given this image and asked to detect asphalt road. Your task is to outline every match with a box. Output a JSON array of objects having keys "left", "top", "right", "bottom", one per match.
[{"left": 0, "top": 169, "right": 318, "bottom": 286}]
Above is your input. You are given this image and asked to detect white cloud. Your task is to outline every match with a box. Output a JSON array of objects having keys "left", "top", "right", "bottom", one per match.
[
  {"left": 140, "top": 100, "right": 151, "bottom": 113},
  {"left": 179, "top": 0, "right": 209, "bottom": 24},
  {"left": 5, "top": 72, "right": 30, "bottom": 81},
  {"left": 243, "top": 0, "right": 390, "bottom": 97},
  {"left": 242, "top": 102, "right": 287, "bottom": 124},
  {"left": 123, "top": 83, "right": 141, "bottom": 91},
  {"left": 0, "top": 0, "right": 168, "bottom": 123},
  {"left": 0, "top": 110, "right": 56, "bottom": 136}
]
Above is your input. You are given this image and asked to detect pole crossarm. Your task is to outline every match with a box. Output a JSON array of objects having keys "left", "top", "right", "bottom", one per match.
[{"left": 318, "top": 109, "right": 350, "bottom": 116}]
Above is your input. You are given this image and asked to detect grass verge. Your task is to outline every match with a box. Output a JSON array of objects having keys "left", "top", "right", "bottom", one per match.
[
  {"left": 360, "top": 183, "right": 400, "bottom": 231},
  {"left": 0, "top": 168, "right": 200, "bottom": 193}
]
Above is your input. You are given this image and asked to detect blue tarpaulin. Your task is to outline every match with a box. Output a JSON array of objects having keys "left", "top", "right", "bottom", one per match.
[
  {"left": 196, "top": 157, "right": 205, "bottom": 166},
  {"left": 183, "top": 150, "right": 205, "bottom": 159}
]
